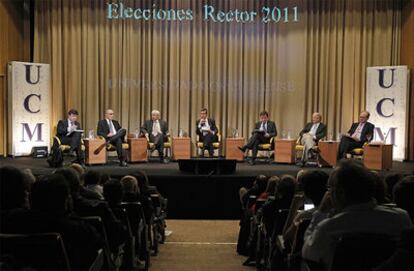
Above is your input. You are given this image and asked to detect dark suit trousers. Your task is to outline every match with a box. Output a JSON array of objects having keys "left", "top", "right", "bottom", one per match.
[
  {"left": 245, "top": 133, "right": 269, "bottom": 159},
  {"left": 107, "top": 128, "right": 126, "bottom": 162},
  {"left": 200, "top": 133, "right": 216, "bottom": 156},
  {"left": 337, "top": 136, "right": 364, "bottom": 160},
  {"left": 150, "top": 134, "right": 165, "bottom": 157},
  {"left": 60, "top": 132, "right": 85, "bottom": 163}
]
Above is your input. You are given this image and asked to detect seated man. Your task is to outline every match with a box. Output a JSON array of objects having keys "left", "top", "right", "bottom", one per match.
[
  {"left": 298, "top": 112, "right": 327, "bottom": 165},
  {"left": 238, "top": 111, "right": 277, "bottom": 165},
  {"left": 141, "top": 110, "right": 169, "bottom": 163},
  {"left": 97, "top": 109, "right": 127, "bottom": 167},
  {"left": 56, "top": 109, "right": 85, "bottom": 165},
  {"left": 337, "top": 111, "right": 374, "bottom": 160},
  {"left": 302, "top": 160, "right": 412, "bottom": 268},
  {"left": 196, "top": 108, "right": 218, "bottom": 157}
]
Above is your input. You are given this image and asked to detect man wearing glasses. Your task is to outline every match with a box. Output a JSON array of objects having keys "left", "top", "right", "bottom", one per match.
[{"left": 97, "top": 109, "right": 127, "bottom": 167}]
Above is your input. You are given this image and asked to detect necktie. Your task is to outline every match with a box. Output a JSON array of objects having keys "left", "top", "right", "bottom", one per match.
[
  {"left": 352, "top": 123, "right": 363, "bottom": 139},
  {"left": 109, "top": 120, "right": 116, "bottom": 134}
]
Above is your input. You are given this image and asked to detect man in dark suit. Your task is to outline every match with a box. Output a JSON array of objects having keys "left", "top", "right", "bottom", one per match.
[
  {"left": 238, "top": 111, "right": 277, "bottom": 165},
  {"left": 298, "top": 112, "right": 327, "bottom": 165},
  {"left": 196, "top": 108, "right": 218, "bottom": 157},
  {"left": 141, "top": 110, "right": 169, "bottom": 163},
  {"left": 337, "top": 111, "right": 375, "bottom": 160},
  {"left": 56, "top": 109, "right": 85, "bottom": 165},
  {"left": 97, "top": 109, "right": 127, "bottom": 167}
]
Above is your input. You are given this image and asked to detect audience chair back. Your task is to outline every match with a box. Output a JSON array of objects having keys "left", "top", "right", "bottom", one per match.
[
  {"left": 0, "top": 233, "right": 71, "bottom": 271},
  {"left": 330, "top": 232, "right": 397, "bottom": 271}
]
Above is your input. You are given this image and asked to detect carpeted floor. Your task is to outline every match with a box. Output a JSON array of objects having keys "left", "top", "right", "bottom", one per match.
[{"left": 150, "top": 220, "right": 253, "bottom": 271}]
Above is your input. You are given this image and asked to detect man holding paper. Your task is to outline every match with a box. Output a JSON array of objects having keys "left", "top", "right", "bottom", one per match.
[
  {"left": 56, "top": 109, "right": 85, "bottom": 165},
  {"left": 196, "top": 108, "right": 218, "bottom": 157},
  {"left": 238, "top": 111, "right": 277, "bottom": 165},
  {"left": 97, "top": 109, "right": 127, "bottom": 167},
  {"left": 337, "top": 111, "right": 375, "bottom": 160}
]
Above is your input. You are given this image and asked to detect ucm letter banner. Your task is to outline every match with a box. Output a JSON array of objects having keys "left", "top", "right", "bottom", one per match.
[
  {"left": 8, "top": 61, "right": 51, "bottom": 156},
  {"left": 366, "top": 66, "right": 410, "bottom": 161}
]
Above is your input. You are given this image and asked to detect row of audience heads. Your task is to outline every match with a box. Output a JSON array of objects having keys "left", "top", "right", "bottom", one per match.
[
  {"left": 249, "top": 160, "right": 414, "bottom": 220},
  {"left": 0, "top": 164, "right": 148, "bottom": 214}
]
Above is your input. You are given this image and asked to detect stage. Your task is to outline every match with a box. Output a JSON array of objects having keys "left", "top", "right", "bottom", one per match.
[{"left": 1, "top": 157, "right": 413, "bottom": 219}]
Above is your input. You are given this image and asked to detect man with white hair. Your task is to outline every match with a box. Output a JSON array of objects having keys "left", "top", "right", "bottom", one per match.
[
  {"left": 141, "top": 110, "right": 169, "bottom": 163},
  {"left": 97, "top": 109, "right": 127, "bottom": 167},
  {"left": 298, "top": 112, "right": 327, "bottom": 166}
]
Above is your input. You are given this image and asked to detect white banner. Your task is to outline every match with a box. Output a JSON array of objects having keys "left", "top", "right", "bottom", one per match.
[
  {"left": 8, "top": 61, "right": 51, "bottom": 156},
  {"left": 366, "top": 66, "right": 410, "bottom": 161}
]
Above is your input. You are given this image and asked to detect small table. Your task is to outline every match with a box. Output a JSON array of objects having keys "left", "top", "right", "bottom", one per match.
[
  {"left": 172, "top": 137, "right": 191, "bottom": 160},
  {"left": 318, "top": 141, "right": 338, "bottom": 167},
  {"left": 363, "top": 144, "right": 393, "bottom": 170},
  {"left": 84, "top": 138, "right": 106, "bottom": 165},
  {"left": 225, "top": 138, "right": 245, "bottom": 161},
  {"left": 274, "top": 139, "right": 296, "bottom": 164},
  {"left": 128, "top": 138, "right": 148, "bottom": 162}
]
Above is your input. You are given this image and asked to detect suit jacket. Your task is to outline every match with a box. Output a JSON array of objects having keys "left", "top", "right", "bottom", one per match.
[
  {"left": 196, "top": 118, "right": 218, "bottom": 135},
  {"left": 57, "top": 119, "right": 82, "bottom": 139},
  {"left": 253, "top": 121, "right": 277, "bottom": 138},
  {"left": 300, "top": 122, "right": 327, "bottom": 141},
  {"left": 140, "top": 119, "right": 169, "bottom": 136},
  {"left": 97, "top": 119, "right": 123, "bottom": 140},
  {"left": 347, "top": 122, "right": 375, "bottom": 143}
]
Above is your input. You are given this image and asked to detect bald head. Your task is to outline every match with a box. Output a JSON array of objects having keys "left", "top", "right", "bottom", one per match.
[{"left": 359, "top": 111, "right": 370, "bottom": 123}]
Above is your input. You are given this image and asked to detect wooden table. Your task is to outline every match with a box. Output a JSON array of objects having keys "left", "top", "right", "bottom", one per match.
[
  {"left": 84, "top": 138, "right": 106, "bottom": 165},
  {"left": 318, "top": 141, "right": 338, "bottom": 167},
  {"left": 172, "top": 137, "right": 191, "bottom": 160},
  {"left": 225, "top": 138, "right": 245, "bottom": 161},
  {"left": 274, "top": 139, "right": 296, "bottom": 164},
  {"left": 363, "top": 144, "right": 393, "bottom": 170},
  {"left": 127, "top": 138, "right": 148, "bottom": 162}
]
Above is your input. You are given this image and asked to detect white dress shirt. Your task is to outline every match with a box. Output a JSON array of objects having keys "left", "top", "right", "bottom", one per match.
[
  {"left": 152, "top": 120, "right": 161, "bottom": 136},
  {"left": 106, "top": 119, "right": 117, "bottom": 135}
]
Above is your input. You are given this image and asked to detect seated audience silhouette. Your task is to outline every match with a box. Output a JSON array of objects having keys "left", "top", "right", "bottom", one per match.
[
  {"left": 121, "top": 175, "right": 140, "bottom": 202},
  {"left": 302, "top": 160, "right": 413, "bottom": 268}
]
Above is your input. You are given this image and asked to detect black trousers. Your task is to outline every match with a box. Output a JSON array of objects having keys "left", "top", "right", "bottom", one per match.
[
  {"left": 107, "top": 128, "right": 126, "bottom": 162},
  {"left": 337, "top": 136, "right": 364, "bottom": 160},
  {"left": 60, "top": 131, "right": 85, "bottom": 163},
  {"left": 150, "top": 133, "right": 166, "bottom": 157},
  {"left": 245, "top": 133, "right": 270, "bottom": 159},
  {"left": 199, "top": 133, "right": 217, "bottom": 156}
]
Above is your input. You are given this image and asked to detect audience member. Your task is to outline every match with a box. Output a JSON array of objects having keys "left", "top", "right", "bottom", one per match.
[
  {"left": 384, "top": 173, "right": 406, "bottom": 201},
  {"left": 370, "top": 171, "right": 390, "bottom": 204},
  {"left": 393, "top": 176, "right": 414, "bottom": 222},
  {"left": 302, "top": 160, "right": 412, "bottom": 268},
  {"left": 83, "top": 170, "right": 104, "bottom": 200},
  {"left": 121, "top": 175, "right": 140, "bottom": 202},
  {"left": 103, "top": 179, "right": 124, "bottom": 208},
  {"left": 239, "top": 175, "right": 268, "bottom": 208},
  {"left": 0, "top": 166, "right": 30, "bottom": 211}
]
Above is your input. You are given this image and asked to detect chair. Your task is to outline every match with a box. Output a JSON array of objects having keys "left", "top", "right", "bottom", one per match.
[
  {"left": 52, "top": 125, "right": 85, "bottom": 153},
  {"left": 0, "top": 232, "right": 71, "bottom": 271},
  {"left": 349, "top": 144, "right": 366, "bottom": 160},
  {"left": 119, "top": 202, "right": 150, "bottom": 271},
  {"left": 330, "top": 232, "right": 397, "bottom": 270},
  {"left": 254, "top": 136, "right": 276, "bottom": 163},
  {"left": 295, "top": 137, "right": 320, "bottom": 165},
  {"left": 143, "top": 133, "right": 172, "bottom": 161},
  {"left": 97, "top": 133, "right": 129, "bottom": 163},
  {"left": 196, "top": 126, "right": 222, "bottom": 157},
  {"left": 111, "top": 207, "right": 136, "bottom": 270}
]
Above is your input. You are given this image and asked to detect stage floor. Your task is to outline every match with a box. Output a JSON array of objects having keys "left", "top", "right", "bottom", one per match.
[{"left": 1, "top": 157, "right": 413, "bottom": 219}]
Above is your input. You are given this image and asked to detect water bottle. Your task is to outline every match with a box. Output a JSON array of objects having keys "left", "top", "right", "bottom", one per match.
[
  {"left": 287, "top": 130, "right": 292, "bottom": 139},
  {"left": 134, "top": 128, "right": 140, "bottom": 138},
  {"left": 179, "top": 129, "right": 184, "bottom": 138},
  {"left": 235, "top": 129, "right": 239, "bottom": 138},
  {"left": 88, "top": 129, "right": 94, "bottom": 139},
  {"left": 282, "top": 130, "right": 286, "bottom": 139}
]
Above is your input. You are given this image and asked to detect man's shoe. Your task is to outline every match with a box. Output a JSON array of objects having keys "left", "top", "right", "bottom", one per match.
[
  {"left": 238, "top": 146, "right": 245, "bottom": 152},
  {"left": 119, "top": 161, "right": 128, "bottom": 167},
  {"left": 248, "top": 159, "right": 256, "bottom": 166},
  {"left": 296, "top": 161, "right": 304, "bottom": 167},
  {"left": 149, "top": 145, "right": 156, "bottom": 152}
]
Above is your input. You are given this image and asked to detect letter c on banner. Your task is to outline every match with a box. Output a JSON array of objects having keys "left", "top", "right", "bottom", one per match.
[
  {"left": 376, "top": 97, "right": 394, "bottom": 118},
  {"left": 24, "top": 94, "right": 41, "bottom": 113}
]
